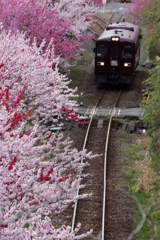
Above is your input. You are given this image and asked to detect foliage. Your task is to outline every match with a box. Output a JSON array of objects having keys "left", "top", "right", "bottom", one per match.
[
  {"left": 143, "top": 62, "right": 160, "bottom": 160},
  {"left": 127, "top": 0, "right": 160, "bottom": 159},
  {"left": 127, "top": 0, "right": 154, "bottom": 24},
  {"left": 127, "top": 0, "right": 160, "bottom": 59}
]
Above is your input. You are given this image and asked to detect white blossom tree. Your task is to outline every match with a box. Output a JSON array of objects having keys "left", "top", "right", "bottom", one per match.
[
  {"left": 0, "top": 28, "right": 96, "bottom": 239},
  {"left": 0, "top": 27, "right": 77, "bottom": 121},
  {"left": 49, "top": 0, "right": 97, "bottom": 37}
]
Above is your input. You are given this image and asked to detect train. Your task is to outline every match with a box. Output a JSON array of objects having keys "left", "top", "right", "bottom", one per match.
[{"left": 93, "top": 21, "right": 142, "bottom": 85}]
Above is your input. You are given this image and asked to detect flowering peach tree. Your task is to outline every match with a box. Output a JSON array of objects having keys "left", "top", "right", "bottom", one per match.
[
  {"left": 0, "top": 0, "right": 97, "bottom": 60},
  {"left": 0, "top": 27, "right": 96, "bottom": 239},
  {"left": 0, "top": 27, "right": 78, "bottom": 122}
]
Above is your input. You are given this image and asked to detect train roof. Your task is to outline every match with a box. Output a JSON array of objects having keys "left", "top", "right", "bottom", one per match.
[
  {"left": 106, "top": 21, "right": 140, "bottom": 32},
  {"left": 98, "top": 22, "right": 141, "bottom": 44}
]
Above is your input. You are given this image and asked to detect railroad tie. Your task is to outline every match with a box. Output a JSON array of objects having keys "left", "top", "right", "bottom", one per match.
[{"left": 97, "top": 119, "right": 104, "bottom": 128}]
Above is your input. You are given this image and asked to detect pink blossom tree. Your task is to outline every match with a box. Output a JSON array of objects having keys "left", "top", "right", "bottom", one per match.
[
  {"left": 0, "top": 0, "right": 97, "bottom": 60},
  {"left": 0, "top": 29, "right": 96, "bottom": 238}
]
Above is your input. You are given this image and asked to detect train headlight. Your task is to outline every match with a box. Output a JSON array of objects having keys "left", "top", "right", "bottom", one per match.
[
  {"left": 111, "top": 60, "right": 118, "bottom": 66},
  {"left": 111, "top": 37, "right": 119, "bottom": 41},
  {"left": 124, "top": 63, "right": 132, "bottom": 67},
  {"left": 97, "top": 61, "right": 105, "bottom": 66}
]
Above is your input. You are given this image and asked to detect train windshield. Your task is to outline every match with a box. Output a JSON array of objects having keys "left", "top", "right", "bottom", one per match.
[
  {"left": 111, "top": 46, "right": 118, "bottom": 58},
  {"left": 122, "top": 46, "right": 133, "bottom": 58},
  {"left": 96, "top": 44, "right": 107, "bottom": 58}
]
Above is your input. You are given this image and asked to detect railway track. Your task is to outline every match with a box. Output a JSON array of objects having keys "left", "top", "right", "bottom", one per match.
[
  {"left": 71, "top": 89, "right": 122, "bottom": 239},
  {"left": 53, "top": 2, "right": 144, "bottom": 238},
  {"left": 59, "top": 2, "right": 146, "bottom": 238},
  {"left": 90, "top": 2, "right": 128, "bottom": 40}
]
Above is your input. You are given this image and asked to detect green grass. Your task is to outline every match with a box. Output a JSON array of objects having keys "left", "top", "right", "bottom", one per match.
[
  {"left": 68, "top": 47, "right": 93, "bottom": 89},
  {"left": 123, "top": 144, "right": 144, "bottom": 163},
  {"left": 150, "top": 153, "right": 160, "bottom": 171},
  {"left": 69, "top": 67, "right": 88, "bottom": 87},
  {"left": 135, "top": 191, "right": 150, "bottom": 206},
  {"left": 121, "top": 133, "right": 160, "bottom": 239},
  {"left": 137, "top": 222, "right": 150, "bottom": 240}
]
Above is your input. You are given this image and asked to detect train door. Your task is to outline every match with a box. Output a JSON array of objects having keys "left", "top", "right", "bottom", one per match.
[{"left": 107, "top": 43, "right": 121, "bottom": 82}]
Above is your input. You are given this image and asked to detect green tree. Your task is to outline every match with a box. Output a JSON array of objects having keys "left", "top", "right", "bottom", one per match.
[
  {"left": 127, "top": 0, "right": 160, "bottom": 59},
  {"left": 143, "top": 63, "right": 160, "bottom": 160},
  {"left": 128, "top": 0, "right": 160, "bottom": 159},
  {"left": 141, "top": 0, "right": 160, "bottom": 59}
]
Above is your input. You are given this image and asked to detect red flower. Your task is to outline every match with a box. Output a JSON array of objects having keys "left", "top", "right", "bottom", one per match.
[
  {"left": 8, "top": 156, "right": 17, "bottom": 170},
  {"left": 40, "top": 167, "right": 53, "bottom": 182},
  {"left": 0, "top": 63, "right": 4, "bottom": 68},
  {"left": 58, "top": 175, "right": 72, "bottom": 183}
]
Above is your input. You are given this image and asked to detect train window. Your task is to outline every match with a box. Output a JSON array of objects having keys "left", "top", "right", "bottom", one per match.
[
  {"left": 96, "top": 44, "right": 107, "bottom": 58},
  {"left": 111, "top": 46, "right": 118, "bottom": 58},
  {"left": 122, "top": 46, "right": 133, "bottom": 58}
]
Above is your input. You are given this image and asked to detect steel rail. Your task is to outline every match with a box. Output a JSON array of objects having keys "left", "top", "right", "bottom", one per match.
[
  {"left": 93, "top": 20, "right": 105, "bottom": 30},
  {"left": 88, "top": 27, "right": 99, "bottom": 41},
  {"left": 71, "top": 89, "right": 105, "bottom": 231},
  {"left": 90, "top": 3, "right": 127, "bottom": 41},
  {"left": 93, "top": 16, "right": 106, "bottom": 30},
  {"left": 102, "top": 89, "right": 122, "bottom": 240},
  {"left": 94, "top": 15, "right": 108, "bottom": 26},
  {"left": 106, "top": 1, "right": 127, "bottom": 26},
  {"left": 107, "top": 12, "right": 124, "bottom": 26}
]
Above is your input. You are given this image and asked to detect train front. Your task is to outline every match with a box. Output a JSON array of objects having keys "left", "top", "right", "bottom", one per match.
[{"left": 94, "top": 24, "right": 141, "bottom": 85}]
